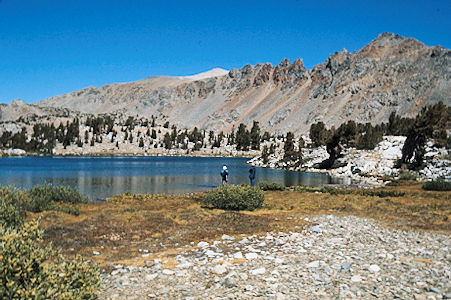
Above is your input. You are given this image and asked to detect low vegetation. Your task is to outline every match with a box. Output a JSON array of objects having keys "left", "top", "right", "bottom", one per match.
[
  {"left": 202, "top": 185, "right": 265, "bottom": 211},
  {"left": 26, "top": 183, "right": 88, "bottom": 213},
  {"left": 422, "top": 179, "right": 451, "bottom": 191},
  {"left": 0, "top": 185, "right": 100, "bottom": 299},
  {"left": 257, "top": 182, "right": 285, "bottom": 191},
  {"left": 293, "top": 186, "right": 406, "bottom": 198}
]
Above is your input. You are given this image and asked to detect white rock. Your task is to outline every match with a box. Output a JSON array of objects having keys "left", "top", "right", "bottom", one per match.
[
  {"left": 250, "top": 267, "right": 266, "bottom": 275},
  {"left": 368, "top": 264, "right": 381, "bottom": 273},
  {"left": 311, "top": 226, "right": 322, "bottom": 233},
  {"left": 176, "top": 262, "right": 193, "bottom": 269},
  {"left": 351, "top": 275, "right": 362, "bottom": 282},
  {"left": 306, "top": 261, "right": 320, "bottom": 268},
  {"left": 212, "top": 264, "right": 227, "bottom": 275},
  {"left": 221, "top": 234, "right": 235, "bottom": 240},
  {"left": 162, "top": 269, "right": 174, "bottom": 275},
  {"left": 233, "top": 252, "right": 243, "bottom": 259},
  {"left": 274, "top": 258, "right": 284, "bottom": 264},
  {"left": 145, "top": 273, "right": 158, "bottom": 281},
  {"left": 205, "top": 250, "right": 219, "bottom": 257},
  {"left": 197, "top": 241, "right": 209, "bottom": 248},
  {"left": 276, "top": 292, "right": 286, "bottom": 300},
  {"left": 245, "top": 253, "right": 259, "bottom": 260},
  {"left": 92, "top": 251, "right": 100, "bottom": 256}
]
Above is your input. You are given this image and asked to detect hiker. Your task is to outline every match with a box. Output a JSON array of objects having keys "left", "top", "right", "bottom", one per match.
[
  {"left": 249, "top": 165, "right": 256, "bottom": 186},
  {"left": 221, "top": 165, "right": 229, "bottom": 186}
]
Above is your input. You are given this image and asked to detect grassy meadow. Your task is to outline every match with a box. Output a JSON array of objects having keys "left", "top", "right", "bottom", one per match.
[{"left": 33, "top": 181, "right": 450, "bottom": 271}]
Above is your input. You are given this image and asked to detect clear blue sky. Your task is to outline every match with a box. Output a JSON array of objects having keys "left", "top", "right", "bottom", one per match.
[{"left": 0, "top": 0, "right": 450, "bottom": 104}]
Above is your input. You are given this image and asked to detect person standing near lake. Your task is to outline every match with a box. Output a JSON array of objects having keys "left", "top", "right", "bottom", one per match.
[
  {"left": 249, "top": 165, "right": 256, "bottom": 186},
  {"left": 221, "top": 165, "right": 229, "bottom": 186}
]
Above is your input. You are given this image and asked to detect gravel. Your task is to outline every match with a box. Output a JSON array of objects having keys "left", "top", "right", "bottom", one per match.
[{"left": 100, "top": 215, "right": 450, "bottom": 299}]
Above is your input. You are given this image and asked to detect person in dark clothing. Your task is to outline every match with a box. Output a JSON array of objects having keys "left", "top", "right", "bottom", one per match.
[
  {"left": 249, "top": 166, "right": 256, "bottom": 186},
  {"left": 221, "top": 165, "right": 229, "bottom": 186}
]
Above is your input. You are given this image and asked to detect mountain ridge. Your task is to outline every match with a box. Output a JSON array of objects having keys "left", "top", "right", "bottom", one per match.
[{"left": 2, "top": 33, "right": 449, "bottom": 134}]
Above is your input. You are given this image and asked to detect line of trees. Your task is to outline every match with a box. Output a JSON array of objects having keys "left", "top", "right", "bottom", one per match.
[
  {"left": 0, "top": 118, "right": 82, "bottom": 154},
  {"left": 1, "top": 102, "right": 448, "bottom": 166},
  {"left": 308, "top": 101, "right": 449, "bottom": 169}
]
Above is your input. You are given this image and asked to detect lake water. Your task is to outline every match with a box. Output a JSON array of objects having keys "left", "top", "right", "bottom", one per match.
[{"left": 0, "top": 156, "right": 331, "bottom": 199}]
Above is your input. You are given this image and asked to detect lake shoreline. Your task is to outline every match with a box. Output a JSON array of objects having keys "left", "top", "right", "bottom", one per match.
[
  {"left": 0, "top": 150, "right": 255, "bottom": 159},
  {"left": 0, "top": 156, "right": 333, "bottom": 198}
]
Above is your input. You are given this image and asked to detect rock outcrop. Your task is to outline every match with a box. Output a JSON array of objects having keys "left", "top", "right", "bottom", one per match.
[{"left": 12, "top": 33, "right": 451, "bottom": 134}]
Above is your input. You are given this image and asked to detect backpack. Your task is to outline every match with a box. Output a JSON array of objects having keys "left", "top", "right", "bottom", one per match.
[{"left": 221, "top": 169, "right": 228, "bottom": 178}]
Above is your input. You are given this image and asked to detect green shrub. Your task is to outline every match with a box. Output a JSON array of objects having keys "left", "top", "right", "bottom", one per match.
[
  {"left": 360, "top": 189, "right": 406, "bottom": 198},
  {"left": 292, "top": 185, "right": 406, "bottom": 197},
  {"left": 398, "top": 173, "right": 417, "bottom": 181},
  {"left": 26, "top": 184, "right": 88, "bottom": 212},
  {"left": 422, "top": 179, "right": 451, "bottom": 191},
  {"left": 202, "top": 185, "right": 264, "bottom": 211},
  {"left": 53, "top": 203, "right": 81, "bottom": 216},
  {"left": 0, "top": 186, "right": 28, "bottom": 229},
  {"left": 319, "top": 186, "right": 348, "bottom": 195},
  {"left": 0, "top": 220, "right": 100, "bottom": 299},
  {"left": 257, "top": 182, "right": 285, "bottom": 191},
  {"left": 292, "top": 186, "right": 318, "bottom": 193}
]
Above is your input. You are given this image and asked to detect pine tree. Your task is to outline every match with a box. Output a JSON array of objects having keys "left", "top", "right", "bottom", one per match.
[
  {"left": 283, "top": 132, "right": 300, "bottom": 162},
  {"left": 262, "top": 145, "right": 269, "bottom": 164},
  {"left": 310, "top": 122, "right": 329, "bottom": 147},
  {"left": 400, "top": 102, "right": 449, "bottom": 169},
  {"left": 250, "top": 121, "right": 261, "bottom": 150},
  {"left": 236, "top": 123, "right": 250, "bottom": 151},
  {"left": 163, "top": 133, "right": 172, "bottom": 149}
]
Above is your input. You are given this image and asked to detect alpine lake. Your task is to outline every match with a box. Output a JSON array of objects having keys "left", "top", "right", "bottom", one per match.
[{"left": 0, "top": 156, "right": 333, "bottom": 200}]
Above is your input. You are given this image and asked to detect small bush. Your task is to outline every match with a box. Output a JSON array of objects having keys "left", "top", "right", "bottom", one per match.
[
  {"left": 26, "top": 184, "right": 88, "bottom": 212},
  {"left": 53, "top": 203, "right": 81, "bottom": 216},
  {"left": 0, "top": 220, "right": 100, "bottom": 299},
  {"left": 398, "top": 173, "right": 417, "bottom": 181},
  {"left": 292, "top": 185, "right": 406, "bottom": 197},
  {"left": 360, "top": 189, "right": 406, "bottom": 198},
  {"left": 202, "top": 185, "right": 264, "bottom": 211},
  {"left": 0, "top": 186, "right": 28, "bottom": 229},
  {"left": 292, "top": 186, "right": 318, "bottom": 193},
  {"left": 257, "top": 182, "right": 285, "bottom": 191},
  {"left": 422, "top": 179, "right": 451, "bottom": 191},
  {"left": 319, "top": 186, "right": 348, "bottom": 195}
]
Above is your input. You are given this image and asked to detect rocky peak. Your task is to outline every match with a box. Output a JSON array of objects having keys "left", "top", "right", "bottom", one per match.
[
  {"left": 325, "top": 49, "right": 351, "bottom": 76},
  {"left": 253, "top": 63, "right": 274, "bottom": 87},
  {"left": 359, "top": 32, "right": 427, "bottom": 60},
  {"left": 273, "top": 58, "right": 305, "bottom": 84},
  {"left": 10, "top": 99, "right": 27, "bottom": 106}
]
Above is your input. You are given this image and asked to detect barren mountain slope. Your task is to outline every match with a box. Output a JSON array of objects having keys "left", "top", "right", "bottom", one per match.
[
  {"left": 0, "top": 99, "right": 70, "bottom": 122},
  {"left": 36, "top": 33, "right": 450, "bottom": 134}
]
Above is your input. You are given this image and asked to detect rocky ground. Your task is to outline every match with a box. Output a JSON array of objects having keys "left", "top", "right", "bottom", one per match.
[
  {"left": 100, "top": 215, "right": 451, "bottom": 299},
  {"left": 250, "top": 136, "right": 450, "bottom": 186}
]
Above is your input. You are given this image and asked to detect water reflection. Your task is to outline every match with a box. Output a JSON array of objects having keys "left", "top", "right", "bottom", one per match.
[{"left": 0, "top": 156, "right": 331, "bottom": 199}]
